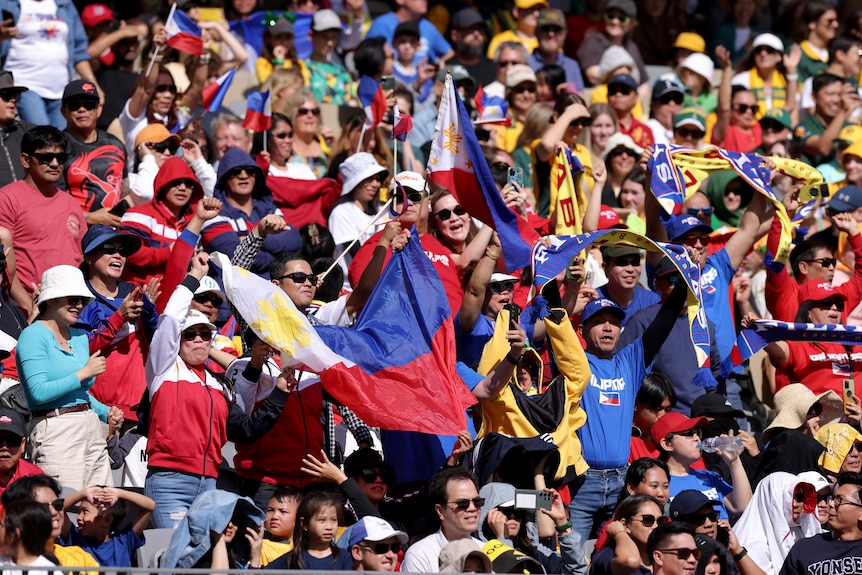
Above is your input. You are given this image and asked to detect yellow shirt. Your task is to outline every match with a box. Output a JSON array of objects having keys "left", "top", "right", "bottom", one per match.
[
  {"left": 487, "top": 30, "right": 538, "bottom": 60},
  {"left": 255, "top": 57, "right": 310, "bottom": 85},
  {"left": 261, "top": 539, "right": 294, "bottom": 566},
  {"left": 496, "top": 118, "right": 524, "bottom": 153},
  {"left": 54, "top": 544, "right": 99, "bottom": 575}
]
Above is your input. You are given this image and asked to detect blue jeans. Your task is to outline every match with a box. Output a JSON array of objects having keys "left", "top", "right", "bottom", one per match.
[
  {"left": 568, "top": 465, "right": 627, "bottom": 543},
  {"left": 146, "top": 469, "right": 217, "bottom": 529},
  {"left": 16, "top": 90, "right": 65, "bottom": 129}
]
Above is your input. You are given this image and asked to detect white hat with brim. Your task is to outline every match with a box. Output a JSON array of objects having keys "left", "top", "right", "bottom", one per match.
[
  {"left": 678, "top": 52, "right": 714, "bottom": 84},
  {"left": 339, "top": 152, "right": 389, "bottom": 197},
  {"left": 37, "top": 265, "right": 95, "bottom": 307},
  {"left": 753, "top": 33, "right": 784, "bottom": 53},
  {"left": 181, "top": 309, "right": 217, "bottom": 333}
]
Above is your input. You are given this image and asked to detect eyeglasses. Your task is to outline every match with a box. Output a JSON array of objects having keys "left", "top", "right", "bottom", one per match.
[
  {"left": 676, "top": 127, "right": 705, "bottom": 140},
  {"left": 447, "top": 497, "right": 485, "bottom": 511},
  {"left": 630, "top": 514, "right": 666, "bottom": 527},
  {"left": 65, "top": 98, "right": 98, "bottom": 111},
  {"left": 155, "top": 83, "right": 178, "bottom": 94},
  {"left": 686, "top": 207, "right": 713, "bottom": 217},
  {"left": 435, "top": 205, "right": 466, "bottom": 220},
  {"left": 489, "top": 280, "right": 515, "bottom": 294},
  {"left": 803, "top": 257, "right": 836, "bottom": 268},
  {"left": 274, "top": 272, "right": 317, "bottom": 285},
  {"left": 0, "top": 89, "right": 19, "bottom": 101},
  {"left": 273, "top": 131, "right": 293, "bottom": 139},
  {"left": 569, "top": 117, "right": 592, "bottom": 128},
  {"left": 361, "top": 468, "right": 395, "bottom": 484},
  {"left": 513, "top": 85, "right": 537, "bottom": 94},
  {"left": 824, "top": 495, "right": 862, "bottom": 509},
  {"left": 30, "top": 152, "right": 68, "bottom": 165},
  {"left": 193, "top": 293, "right": 224, "bottom": 307},
  {"left": 734, "top": 104, "right": 758, "bottom": 114},
  {"left": 0, "top": 434, "right": 22, "bottom": 448},
  {"left": 227, "top": 166, "right": 255, "bottom": 178},
  {"left": 761, "top": 120, "right": 786, "bottom": 133},
  {"left": 608, "top": 85, "right": 634, "bottom": 97},
  {"left": 659, "top": 548, "right": 701, "bottom": 561},
  {"left": 182, "top": 328, "right": 213, "bottom": 341},
  {"left": 64, "top": 296, "right": 87, "bottom": 306},
  {"left": 297, "top": 107, "right": 321, "bottom": 116},
  {"left": 604, "top": 11, "right": 632, "bottom": 24},
  {"left": 497, "top": 60, "right": 522, "bottom": 68},
  {"left": 658, "top": 93, "right": 684, "bottom": 106},
  {"left": 49, "top": 498, "right": 64, "bottom": 512},
  {"left": 147, "top": 141, "right": 178, "bottom": 154},
  {"left": 538, "top": 25, "right": 563, "bottom": 34},
  {"left": 682, "top": 510, "right": 718, "bottom": 525},
  {"left": 99, "top": 243, "right": 135, "bottom": 257},
  {"left": 610, "top": 256, "right": 640, "bottom": 267},
  {"left": 361, "top": 542, "right": 403, "bottom": 554},
  {"left": 683, "top": 234, "right": 711, "bottom": 247}
]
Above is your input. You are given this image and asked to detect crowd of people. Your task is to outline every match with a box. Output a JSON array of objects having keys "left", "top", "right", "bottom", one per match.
[{"left": 0, "top": 0, "right": 861, "bottom": 573}]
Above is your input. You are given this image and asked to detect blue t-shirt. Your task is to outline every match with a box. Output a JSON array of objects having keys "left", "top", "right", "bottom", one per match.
[
  {"left": 668, "top": 468, "right": 733, "bottom": 520},
  {"left": 700, "top": 249, "right": 736, "bottom": 357},
  {"left": 580, "top": 340, "right": 646, "bottom": 469},
  {"left": 60, "top": 524, "right": 144, "bottom": 568},
  {"left": 454, "top": 312, "right": 536, "bottom": 368},
  {"left": 597, "top": 285, "right": 660, "bottom": 327},
  {"left": 366, "top": 13, "right": 452, "bottom": 64},
  {"left": 265, "top": 548, "right": 353, "bottom": 571}
]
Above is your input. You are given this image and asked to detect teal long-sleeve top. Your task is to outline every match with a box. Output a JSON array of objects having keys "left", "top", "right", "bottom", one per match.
[{"left": 16, "top": 321, "right": 108, "bottom": 420}]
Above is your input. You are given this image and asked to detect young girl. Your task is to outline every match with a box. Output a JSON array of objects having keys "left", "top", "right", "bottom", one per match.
[
  {"left": 256, "top": 17, "right": 305, "bottom": 84},
  {"left": 1, "top": 500, "right": 62, "bottom": 575},
  {"left": 268, "top": 492, "right": 352, "bottom": 570},
  {"left": 536, "top": 64, "right": 567, "bottom": 104}
]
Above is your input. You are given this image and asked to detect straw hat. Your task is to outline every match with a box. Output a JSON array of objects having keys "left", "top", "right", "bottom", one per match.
[{"left": 765, "top": 384, "right": 842, "bottom": 436}]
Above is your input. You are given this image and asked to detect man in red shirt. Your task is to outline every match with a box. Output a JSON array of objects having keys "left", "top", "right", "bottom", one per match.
[
  {"left": 608, "top": 73, "right": 654, "bottom": 148},
  {"left": 0, "top": 407, "right": 42, "bottom": 502}
]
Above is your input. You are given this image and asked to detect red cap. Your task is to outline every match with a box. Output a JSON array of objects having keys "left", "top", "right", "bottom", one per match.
[
  {"left": 81, "top": 4, "right": 115, "bottom": 28},
  {"left": 798, "top": 281, "right": 846, "bottom": 305},
  {"left": 597, "top": 205, "right": 627, "bottom": 230},
  {"left": 651, "top": 412, "right": 707, "bottom": 444}
]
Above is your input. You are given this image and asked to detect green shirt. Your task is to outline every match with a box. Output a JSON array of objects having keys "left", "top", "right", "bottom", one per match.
[
  {"left": 796, "top": 114, "right": 851, "bottom": 166},
  {"left": 306, "top": 60, "right": 355, "bottom": 105},
  {"left": 798, "top": 50, "right": 828, "bottom": 84}
]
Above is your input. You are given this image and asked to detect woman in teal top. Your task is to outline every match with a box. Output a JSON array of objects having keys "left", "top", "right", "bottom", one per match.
[{"left": 16, "top": 265, "right": 111, "bottom": 490}]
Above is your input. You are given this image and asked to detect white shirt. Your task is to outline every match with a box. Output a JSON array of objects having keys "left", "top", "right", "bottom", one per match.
[
  {"left": 6, "top": 0, "right": 68, "bottom": 99},
  {"left": 269, "top": 162, "right": 317, "bottom": 180},
  {"left": 401, "top": 530, "right": 484, "bottom": 573}
]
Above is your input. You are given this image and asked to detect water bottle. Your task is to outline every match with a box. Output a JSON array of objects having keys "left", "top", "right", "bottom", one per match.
[{"left": 698, "top": 436, "right": 744, "bottom": 453}]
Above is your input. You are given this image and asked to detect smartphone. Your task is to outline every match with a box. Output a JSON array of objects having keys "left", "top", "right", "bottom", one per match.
[
  {"left": 565, "top": 256, "right": 582, "bottom": 281},
  {"left": 503, "top": 303, "right": 521, "bottom": 342},
  {"left": 381, "top": 75, "right": 395, "bottom": 91},
  {"left": 508, "top": 166, "right": 524, "bottom": 189},
  {"left": 109, "top": 199, "right": 130, "bottom": 217},
  {"left": 844, "top": 379, "right": 856, "bottom": 416},
  {"left": 514, "top": 489, "right": 552, "bottom": 511},
  {"left": 716, "top": 525, "right": 729, "bottom": 547},
  {"left": 1, "top": 10, "right": 13, "bottom": 23}
]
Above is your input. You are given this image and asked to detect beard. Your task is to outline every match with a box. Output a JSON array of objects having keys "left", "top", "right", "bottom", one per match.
[{"left": 458, "top": 41, "right": 483, "bottom": 58}]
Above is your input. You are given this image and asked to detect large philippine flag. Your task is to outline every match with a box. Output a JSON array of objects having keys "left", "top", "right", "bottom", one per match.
[
  {"left": 165, "top": 5, "right": 203, "bottom": 56},
  {"left": 427, "top": 74, "right": 537, "bottom": 272},
  {"left": 217, "top": 233, "right": 476, "bottom": 435}
]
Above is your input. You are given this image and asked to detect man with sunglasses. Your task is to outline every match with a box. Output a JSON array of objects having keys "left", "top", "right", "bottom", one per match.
[
  {"left": 0, "top": 125, "right": 87, "bottom": 300},
  {"left": 527, "top": 9, "right": 584, "bottom": 92},
  {"left": 781, "top": 472, "right": 862, "bottom": 575},
  {"left": 647, "top": 522, "right": 700, "bottom": 575},
  {"left": 647, "top": 80, "right": 684, "bottom": 146},
  {"left": 0, "top": 407, "right": 41, "bottom": 501},
  {"left": 350, "top": 516, "right": 408, "bottom": 572},
  {"left": 61, "top": 79, "right": 128, "bottom": 229},
  {"left": 608, "top": 73, "right": 654, "bottom": 148},
  {"left": 0, "top": 71, "right": 34, "bottom": 188},
  {"left": 668, "top": 490, "right": 722, "bottom": 541}
]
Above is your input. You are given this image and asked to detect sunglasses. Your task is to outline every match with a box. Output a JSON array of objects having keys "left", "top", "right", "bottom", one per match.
[
  {"left": 609, "top": 147, "right": 637, "bottom": 159},
  {"left": 64, "top": 296, "right": 87, "bottom": 306},
  {"left": 683, "top": 234, "right": 711, "bottom": 247},
  {"left": 569, "top": 117, "right": 592, "bottom": 128},
  {"left": 682, "top": 510, "right": 718, "bottom": 525},
  {"left": 659, "top": 93, "right": 684, "bottom": 106},
  {"left": 171, "top": 178, "right": 197, "bottom": 190},
  {"left": 361, "top": 542, "right": 403, "bottom": 554},
  {"left": 30, "top": 152, "right": 68, "bottom": 165},
  {"left": 391, "top": 189, "right": 425, "bottom": 204},
  {"left": 182, "top": 328, "right": 213, "bottom": 341},
  {"left": 724, "top": 186, "right": 744, "bottom": 197},
  {"left": 513, "top": 85, "right": 537, "bottom": 94},
  {"left": 610, "top": 255, "right": 640, "bottom": 267},
  {"left": 630, "top": 514, "right": 666, "bottom": 527},
  {"left": 273, "top": 131, "right": 293, "bottom": 139},
  {"left": 227, "top": 166, "right": 255, "bottom": 178},
  {"left": 99, "top": 243, "right": 135, "bottom": 257},
  {"left": 604, "top": 11, "right": 632, "bottom": 24},
  {"left": 147, "top": 141, "right": 178, "bottom": 154},
  {"left": 297, "top": 106, "right": 321, "bottom": 116},
  {"left": 435, "top": 205, "right": 466, "bottom": 220},
  {"left": 0, "top": 434, "right": 22, "bottom": 448},
  {"left": 0, "top": 89, "right": 19, "bottom": 101},
  {"left": 489, "top": 280, "right": 515, "bottom": 294},
  {"left": 676, "top": 127, "right": 705, "bottom": 140},
  {"left": 448, "top": 497, "right": 485, "bottom": 511},
  {"left": 803, "top": 257, "right": 836, "bottom": 268},
  {"left": 274, "top": 272, "right": 317, "bottom": 285},
  {"left": 754, "top": 46, "right": 779, "bottom": 56},
  {"left": 497, "top": 60, "right": 522, "bottom": 68},
  {"left": 675, "top": 427, "right": 702, "bottom": 438},
  {"left": 65, "top": 98, "right": 98, "bottom": 111},
  {"left": 761, "top": 120, "right": 786, "bottom": 133},
  {"left": 659, "top": 548, "right": 701, "bottom": 561},
  {"left": 817, "top": 492, "right": 832, "bottom": 503},
  {"left": 193, "top": 293, "right": 224, "bottom": 307},
  {"left": 538, "top": 25, "right": 563, "bottom": 34},
  {"left": 812, "top": 297, "right": 845, "bottom": 311},
  {"left": 608, "top": 85, "right": 634, "bottom": 97},
  {"left": 155, "top": 83, "right": 178, "bottom": 94},
  {"left": 734, "top": 104, "right": 758, "bottom": 114},
  {"left": 501, "top": 507, "right": 526, "bottom": 520},
  {"left": 49, "top": 498, "right": 64, "bottom": 512},
  {"left": 685, "top": 207, "right": 714, "bottom": 217},
  {"left": 361, "top": 468, "right": 395, "bottom": 484}
]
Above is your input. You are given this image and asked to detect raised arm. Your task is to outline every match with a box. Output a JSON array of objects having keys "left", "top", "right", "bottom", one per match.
[
  {"left": 724, "top": 191, "right": 774, "bottom": 269},
  {"left": 710, "top": 46, "right": 733, "bottom": 146},
  {"left": 126, "top": 28, "right": 166, "bottom": 119},
  {"left": 472, "top": 326, "right": 526, "bottom": 400},
  {"left": 459, "top": 233, "right": 499, "bottom": 334}
]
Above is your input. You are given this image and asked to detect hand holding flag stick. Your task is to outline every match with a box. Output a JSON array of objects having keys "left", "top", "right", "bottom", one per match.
[{"left": 318, "top": 197, "right": 395, "bottom": 281}]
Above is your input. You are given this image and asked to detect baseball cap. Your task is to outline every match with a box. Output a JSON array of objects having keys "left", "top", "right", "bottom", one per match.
[
  {"left": 797, "top": 281, "right": 845, "bottom": 305},
  {"left": 267, "top": 18, "right": 294, "bottom": 36},
  {"left": 181, "top": 309, "right": 217, "bottom": 334},
  {"left": 134, "top": 123, "right": 182, "bottom": 150},
  {"left": 606, "top": 0, "right": 637, "bottom": 17},
  {"left": 654, "top": 257, "right": 679, "bottom": 279},
  {"left": 669, "top": 490, "right": 721, "bottom": 519},
  {"left": 312, "top": 9, "right": 342, "bottom": 33},
  {"left": 602, "top": 245, "right": 640, "bottom": 259},
  {"left": 483, "top": 540, "right": 543, "bottom": 574},
  {"left": 437, "top": 65, "right": 477, "bottom": 91},
  {"left": 581, "top": 298, "right": 625, "bottom": 325},
  {"left": 651, "top": 412, "right": 707, "bottom": 443},
  {"left": 673, "top": 107, "right": 707, "bottom": 131},
  {"left": 490, "top": 272, "right": 518, "bottom": 284},
  {"left": 348, "top": 516, "right": 407, "bottom": 548},
  {"left": 506, "top": 64, "right": 537, "bottom": 88},
  {"left": 451, "top": 8, "right": 485, "bottom": 30},
  {"left": 652, "top": 79, "right": 684, "bottom": 101},
  {"left": 62, "top": 79, "right": 100, "bottom": 103},
  {"left": 514, "top": 0, "right": 549, "bottom": 9},
  {"left": 753, "top": 33, "right": 783, "bottom": 52},
  {"left": 81, "top": 3, "right": 114, "bottom": 28},
  {"left": 536, "top": 9, "right": 566, "bottom": 29},
  {"left": 828, "top": 185, "right": 862, "bottom": 212},
  {"left": 667, "top": 214, "right": 713, "bottom": 241},
  {"left": 839, "top": 124, "right": 862, "bottom": 145},
  {"left": 0, "top": 408, "right": 26, "bottom": 438},
  {"left": 81, "top": 224, "right": 142, "bottom": 256},
  {"left": 759, "top": 109, "right": 792, "bottom": 131},
  {"left": 673, "top": 32, "right": 705, "bottom": 54},
  {"left": 195, "top": 276, "right": 225, "bottom": 300},
  {"left": 607, "top": 73, "right": 638, "bottom": 91},
  {"left": 394, "top": 21, "right": 420, "bottom": 39},
  {"left": 391, "top": 171, "right": 425, "bottom": 193},
  {"left": 598, "top": 205, "right": 627, "bottom": 229},
  {"left": 690, "top": 393, "right": 745, "bottom": 419}
]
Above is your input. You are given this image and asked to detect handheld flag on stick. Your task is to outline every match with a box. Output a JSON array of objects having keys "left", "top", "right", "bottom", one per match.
[
  {"left": 201, "top": 69, "right": 236, "bottom": 113},
  {"left": 165, "top": 4, "right": 204, "bottom": 56},
  {"left": 357, "top": 75, "right": 387, "bottom": 129},
  {"left": 243, "top": 90, "right": 272, "bottom": 133},
  {"left": 392, "top": 104, "right": 413, "bottom": 141}
]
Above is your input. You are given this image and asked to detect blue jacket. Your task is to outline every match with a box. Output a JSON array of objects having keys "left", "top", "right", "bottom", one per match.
[
  {"left": 0, "top": 0, "right": 90, "bottom": 78},
  {"left": 201, "top": 148, "right": 301, "bottom": 277}
]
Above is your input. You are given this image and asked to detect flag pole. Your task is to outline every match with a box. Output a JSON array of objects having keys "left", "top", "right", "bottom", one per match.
[
  {"left": 263, "top": 131, "right": 268, "bottom": 155},
  {"left": 319, "top": 197, "right": 394, "bottom": 281},
  {"left": 147, "top": 4, "right": 175, "bottom": 77},
  {"left": 356, "top": 124, "right": 367, "bottom": 154}
]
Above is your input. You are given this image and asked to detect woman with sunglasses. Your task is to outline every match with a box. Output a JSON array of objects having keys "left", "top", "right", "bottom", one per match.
[
  {"left": 731, "top": 34, "right": 801, "bottom": 122},
  {"left": 590, "top": 494, "right": 663, "bottom": 575},
  {"left": 285, "top": 88, "right": 331, "bottom": 179},
  {"left": 703, "top": 171, "right": 754, "bottom": 229},
  {"left": 734, "top": 472, "right": 821, "bottom": 575},
  {"left": 600, "top": 134, "right": 642, "bottom": 210},
  {"left": 794, "top": 2, "right": 839, "bottom": 84},
  {"left": 16, "top": 265, "right": 111, "bottom": 490},
  {"left": 712, "top": 49, "right": 768, "bottom": 154},
  {"left": 427, "top": 189, "right": 491, "bottom": 271},
  {"left": 202, "top": 147, "right": 301, "bottom": 277}
]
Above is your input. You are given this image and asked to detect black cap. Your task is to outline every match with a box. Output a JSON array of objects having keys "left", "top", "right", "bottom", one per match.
[
  {"left": 393, "top": 21, "right": 420, "bottom": 39},
  {"left": 652, "top": 79, "right": 683, "bottom": 100},
  {"left": 0, "top": 408, "right": 27, "bottom": 438},
  {"left": 669, "top": 490, "right": 721, "bottom": 519},
  {"left": 62, "top": 79, "right": 99, "bottom": 102},
  {"left": 344, "top": 447, "right": 394, "bottom": 480},
  {"left": 691, "top": 393, "right": 745, "bottom": 419},
  {"left": 654, "top": 257, "right": 679, "bottom": 279},
  {"left": 451, "top": 8, "right": 485, "bottom": 30}
]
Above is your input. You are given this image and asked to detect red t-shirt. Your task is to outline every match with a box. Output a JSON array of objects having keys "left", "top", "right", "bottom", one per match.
[
  {"left": 777, "top": 340, "right": 862, "bottom": 396},
  {"left": 715, "top": 123, "right": 762, "bottom": 154}
]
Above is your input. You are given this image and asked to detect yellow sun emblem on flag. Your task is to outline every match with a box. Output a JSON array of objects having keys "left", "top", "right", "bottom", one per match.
[
  {"left": 443, "top": 122, "right": 461, "bottom": 153},
  {"left": 250, "top": 293, "right": 312, "bottom": 356}
]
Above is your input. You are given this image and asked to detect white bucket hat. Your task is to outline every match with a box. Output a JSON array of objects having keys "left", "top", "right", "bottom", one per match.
[
  {"left": 37, "top": 265, "right": 95, "bottom": 307},
  {"left": 339, "top": 152, "right": 388, "bottom": 197},
  {"left": 181, "top": 309, "right": 217, "bottom": 334},
  {"left": 195, "top": 276, "right": 225, "bottom": 299},
  {"left": 679, "top": 52, "right": 715, "bottom": 84},
  {"left": 601, "top": 132, "right": 644, "bottom": 161}
]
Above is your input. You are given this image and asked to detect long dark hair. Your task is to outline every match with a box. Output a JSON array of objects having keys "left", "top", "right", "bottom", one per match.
[
  {"left": 251, "top": 112, "right": 292, "bottom": 157},
  {"left": 285, "top": 492, "right": 343, "bottom": 569},
  {"left": 4, "top": 499, "right": 54, "bottom": 559}
]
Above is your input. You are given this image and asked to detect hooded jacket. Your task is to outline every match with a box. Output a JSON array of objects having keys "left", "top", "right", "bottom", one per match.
[
  {"left": 121, "top": 157, "right": 205, "bottom": 285},
  {"left": 201, "top": 148, "right": 301, "bottom": 277}
]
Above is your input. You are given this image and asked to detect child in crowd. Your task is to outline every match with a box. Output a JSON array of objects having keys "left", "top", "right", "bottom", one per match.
[
  {"left": 536, "top": 64, "right": 567, "bottom": 105},
  {"left": 59, "top": 486, "right": 155, "bottom": 568},
  {"left": 392, "top": 21, "right": 420, "bottom": 89},
  {"left": 256, "top": 17, "right": 304, "bottom": 84},
  {"left": 265, "top": 492, "right": 352, "bottom": 570},
  {"left": 678, "top": 52, "right": 717, "bottom": 115},
  {"left": 0, "top": 499, "right": 62, "bottom": 575},
  {"left": 260, "top": 487, "right": 302, "bottom": 566}
]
